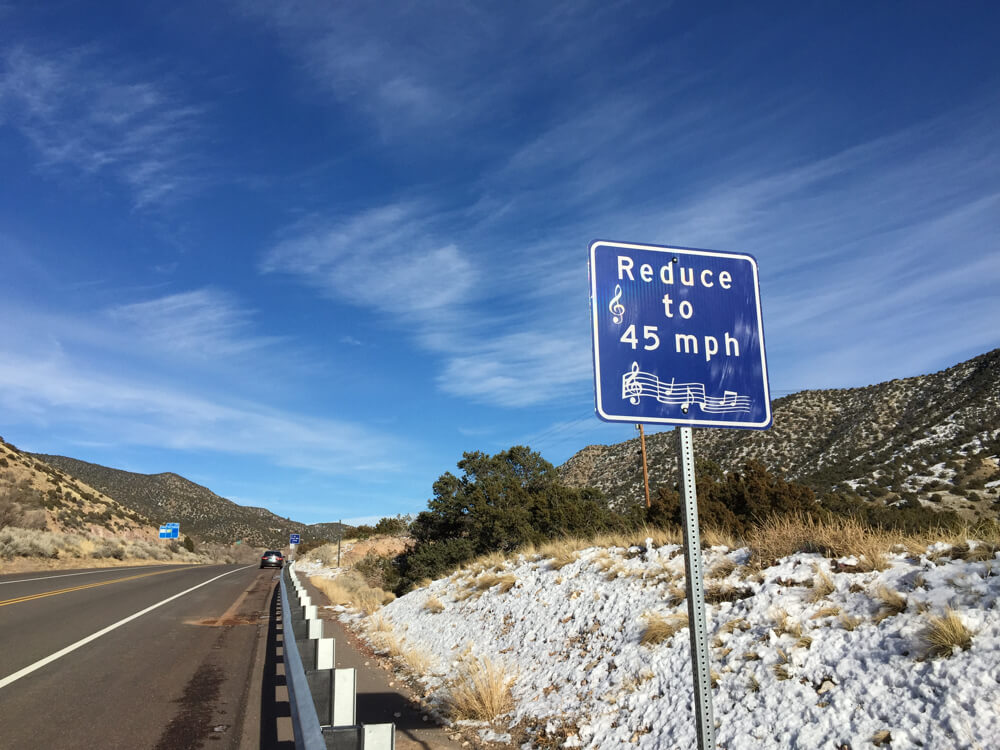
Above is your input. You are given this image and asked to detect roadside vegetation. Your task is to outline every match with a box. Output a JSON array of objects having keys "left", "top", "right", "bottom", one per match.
[
  {"left": 298, "top": 443, "right": 998, "bottom": 746},
  {"left": 385, "top": 445, "right": 979, "bottom": 595}
]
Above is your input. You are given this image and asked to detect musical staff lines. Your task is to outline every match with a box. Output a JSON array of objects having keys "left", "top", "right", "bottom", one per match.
[{"left": 621, "top": 361, "right": 752, "bottom": 413}]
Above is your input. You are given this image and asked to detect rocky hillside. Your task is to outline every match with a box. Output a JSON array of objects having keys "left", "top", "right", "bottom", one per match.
[
  {"left": 0, "top": 438, "right": 156, "bottom": 539},
  {"left": 30, "top": 455, "right": 351, "bottom": 548},
  {"left": 560, "top": 349, "right": 1000, "bottom": 519}
]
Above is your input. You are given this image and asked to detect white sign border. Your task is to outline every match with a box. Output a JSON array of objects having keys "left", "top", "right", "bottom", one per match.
[{"left": 590, "top": 239, "right": 772, "bottom": 429}]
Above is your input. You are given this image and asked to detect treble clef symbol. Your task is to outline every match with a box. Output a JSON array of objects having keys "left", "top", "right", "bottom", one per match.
[
  {"left": 623, "top": 361, "right": 642, "bottom": 404},
  {"left": 609, "top": 284, "right": 625, "bottom": 324}
]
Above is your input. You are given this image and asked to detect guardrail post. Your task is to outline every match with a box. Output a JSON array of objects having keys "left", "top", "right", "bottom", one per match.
[
  {"left": 363, "top": 723, "right": 396, "bottom": 749},
  {"left": 332, "top": 668, "right": 357, "bottom": 727},
  {"left": 316, "top": 638, "right": 335, "bottom": 671}
]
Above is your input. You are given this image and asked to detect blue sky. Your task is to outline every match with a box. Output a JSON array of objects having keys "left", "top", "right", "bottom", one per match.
[{"left": 1, "top": 2, "right": 998, "bottom": 526}]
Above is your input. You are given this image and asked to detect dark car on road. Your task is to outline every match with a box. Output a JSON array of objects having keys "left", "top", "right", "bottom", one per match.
[{"left": 260, "top": 550, "right": 284, "bottom": 568}]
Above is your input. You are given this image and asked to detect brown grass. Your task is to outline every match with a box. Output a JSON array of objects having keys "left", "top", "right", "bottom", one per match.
[
  {"left": 474, "top": 572, "right": 517, "bottom": 593},
  {"left": 640, "top": 612, "right": 688, "bottom": 646},
  {"left": 873, "top": 585, "right": 907, "bottom": 622},
  {"left": 747, "top": 514, "right": 901, "bottom": 569},
  {"left": 310, "top": 572, "right": 394, "bottom": 614},
  {"left": 922, "top": 608, "right": 974, "bottom": 657},
  {"left": 536, "top": 538, "right": 586, "bottom": 570},
  {"left": 445, "top": 657, "right": 516, "bottom": 722},
  {"left": 424, "top": 596, "right": 445, "bottom": 613},
  {"left": 809, "top": 567, "right": 836, "bottom": 602},
  {"left": 838, "top": 613, "right": 862, "bottom": 631},
  {"left": 708, "top": 558, "right": 737, "bottom": 579}
]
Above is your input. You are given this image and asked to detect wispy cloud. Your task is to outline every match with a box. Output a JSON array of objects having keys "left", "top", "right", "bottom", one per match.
[
  {"left": 107, "top": 288, "right": 283, "bottom": 359},
  {"left": 0, "top": 348, "right": 404, "bottom": 475},
  {"left": 0, "top": 45, "right": 204, "bottom": 206},
  {"left": 260, "top": 201, "right": 478, "bottom": 316},
  {"left": 437, "top": 331, "right": 592, "bottom": 408}
]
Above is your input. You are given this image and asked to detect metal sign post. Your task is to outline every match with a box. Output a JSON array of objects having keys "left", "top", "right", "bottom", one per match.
[
  {"left": 589, "top": 239, "right": 771, "bottom": 750},
  {"left": 678, "top": 426, "right": 714, "bottom": 749}
]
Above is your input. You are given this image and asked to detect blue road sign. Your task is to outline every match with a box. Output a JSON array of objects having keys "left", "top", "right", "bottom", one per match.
[
  {"left": 159, "top": 526, "right": 171, "bottom": 539},
  {"left": 166, "top": 523, "right": 180, "bottom": 529},
  {"left": 290, "top": 533, "right": 301, "bottom": 545},
  {"left": 590, "top": 240, "right": 771, "bottom": 429}
]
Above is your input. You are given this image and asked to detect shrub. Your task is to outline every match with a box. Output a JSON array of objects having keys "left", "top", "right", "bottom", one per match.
[
  {"left": 373, "top": 516, "right": 409, "bottom": 536},
  {"left": 640, "top": 612, "right": 688, "bottom": 646},
  {"left": 0, "top": 497, "right": 24, "bottom": 530},
  {"left": 354, "top": 551, "right": 401, "bottom": 591},
  {"left": 648, "top": 459, "right": 815, "bottom": 538},
  {"left": 397, "top": 537, "right": 476, "bottom": 591},
  {"left": 922, "top": 608, "right": 974, "bottom": 657},
  {"left": 92, "top": 539, "right": 126, "bottom": 559},
  {"left": 445, "top": 657, "right": 516, "bottom": 722},
  {"left": 0, "top": 528, "right": 61, "bottom": 559}
]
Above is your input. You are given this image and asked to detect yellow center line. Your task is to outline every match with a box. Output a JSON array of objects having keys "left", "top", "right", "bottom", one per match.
[{"left": 0, "top": 569, "right": 180, "bottom": 608}]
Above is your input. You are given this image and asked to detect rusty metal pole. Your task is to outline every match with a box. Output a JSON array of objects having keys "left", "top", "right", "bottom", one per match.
[{"left": 638, "top": 424, "right": 651, "bottom": 508}]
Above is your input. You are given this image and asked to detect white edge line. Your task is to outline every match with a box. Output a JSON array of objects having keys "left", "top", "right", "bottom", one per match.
[
  {"left": 0, "top": 565, "right": 255, "bottom": 690},
  {"left": 0, "top": 566, "right": 163, "bottom": 586}
]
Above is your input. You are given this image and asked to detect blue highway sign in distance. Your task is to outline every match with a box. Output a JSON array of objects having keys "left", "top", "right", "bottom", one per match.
[
  {"left": 590, "top": 240, "right": 771, "bottom": 429},
  {"left": 289, "top": 533, "right": 301, "bottom": 545}
]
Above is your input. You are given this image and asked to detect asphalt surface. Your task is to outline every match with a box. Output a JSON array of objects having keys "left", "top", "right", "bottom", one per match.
[{"left": 0, "top": 563, "right": 279, "bottom": 749}]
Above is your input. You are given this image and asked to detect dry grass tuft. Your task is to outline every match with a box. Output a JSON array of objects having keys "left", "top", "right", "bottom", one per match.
[
  {"left": 708, "top": 558, "right": 737, "bottom": 579},
  {"left": 310, "top": 572, "right": 394, "bottom": 614},
  {"left": 474, "top": 572, "right": 517, "bottom": 594},
  {"left": 871, "top": 729, "right": 892, "bottom": 747},
  {"left": 640, "top": 612, "right": 688, "bottom": 646},
  {"left": 747, "top": 514, "right": 900, "bottom": 569},
  {"left": 873, "top": 585, "right": 907, "bottom": 622},
  {"left": 705, "top": 582, "right": 753, "bottom": 603},
  {"left": 423, "top": 596, "right": 445, "bottom": 614},
  {"left": 400, "top": 646, "right": 433, "bottom": 674},
  {"left": 838, "top": 613, "right": 862, "bottom": 632},
  {"left": 809, "top": 567, "right": 836, "bottom": 602},
  {"left": 922, "top": 608, "right": 974, "bottom": 658},
  {"left": 666, "top": 584, "right": 687, "bottom": 605},
  {"left": 811, "top": 605, "right": 842, "bottom": 620},
  {"left": 537, "top": 538, "right": 586, "bottom": 570},
  {"left": 701, "top": 527, "right": 739, "bottom": 549},
  {"left": 368, "top": 613, "right": 392, "bottom": 633},
  {"left": 445, "top": 657, "right": 516, "bottom": 722}
]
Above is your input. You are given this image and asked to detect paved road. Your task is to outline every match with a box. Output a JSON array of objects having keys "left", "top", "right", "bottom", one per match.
[{"left": 0, "top": 563, "right": 279, "bottom": 749}]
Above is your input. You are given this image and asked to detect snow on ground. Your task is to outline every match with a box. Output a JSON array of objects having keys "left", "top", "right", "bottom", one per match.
[{"left": 300, "top": 540, "right": 1000, "bottom": 749}]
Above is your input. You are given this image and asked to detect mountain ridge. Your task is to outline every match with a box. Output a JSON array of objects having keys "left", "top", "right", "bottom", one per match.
[
  {"left": 558, "top": 348, "right": 1000, "bottom": 518},
  {"left": 30, "top": 453, "right": 351, "bottom": 548}
]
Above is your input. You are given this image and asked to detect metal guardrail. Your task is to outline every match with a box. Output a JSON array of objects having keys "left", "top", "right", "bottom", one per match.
[
  {"left": 279, "top": 564, "right": 395, "bottom": 750},
  {"left": 280, "top": 569, "right": 327, "bottom": 750}
]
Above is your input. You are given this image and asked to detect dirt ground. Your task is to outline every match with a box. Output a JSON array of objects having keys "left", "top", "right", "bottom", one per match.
[
  {"left": 339, "top": 535, "right": 413, "bottom": 566},
  {"left": 0, "top": 556, "right": 198, "bottom": 575}
]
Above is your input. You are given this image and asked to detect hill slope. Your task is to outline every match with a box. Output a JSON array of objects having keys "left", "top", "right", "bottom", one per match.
[
  {"left": 0, "top": 437, "right": 155, "bottom": 539},
  {"left": 560, "top": 349, "right": 1000, "bottom": 516},
  {"left": 30, "top": 455, "right": 346, "bottom": 548}
]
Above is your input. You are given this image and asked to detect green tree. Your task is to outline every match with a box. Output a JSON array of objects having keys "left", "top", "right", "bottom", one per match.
[
  {"left": 398, "top": 446, "right": 621, "bottom": 591},
  {"left": 182, "top": 535, "right": 196, "bottom": 553}
]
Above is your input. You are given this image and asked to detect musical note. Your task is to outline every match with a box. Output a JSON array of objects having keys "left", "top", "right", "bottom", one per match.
[
  {"left": 608, "top": 284, "right": 625, "bottom": 324},
  {"left": 619, "top": 365, "right": 753, "bottom": 414},
  {"left": 623, "top": 361, "right": 642, "bottom": 404}
]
